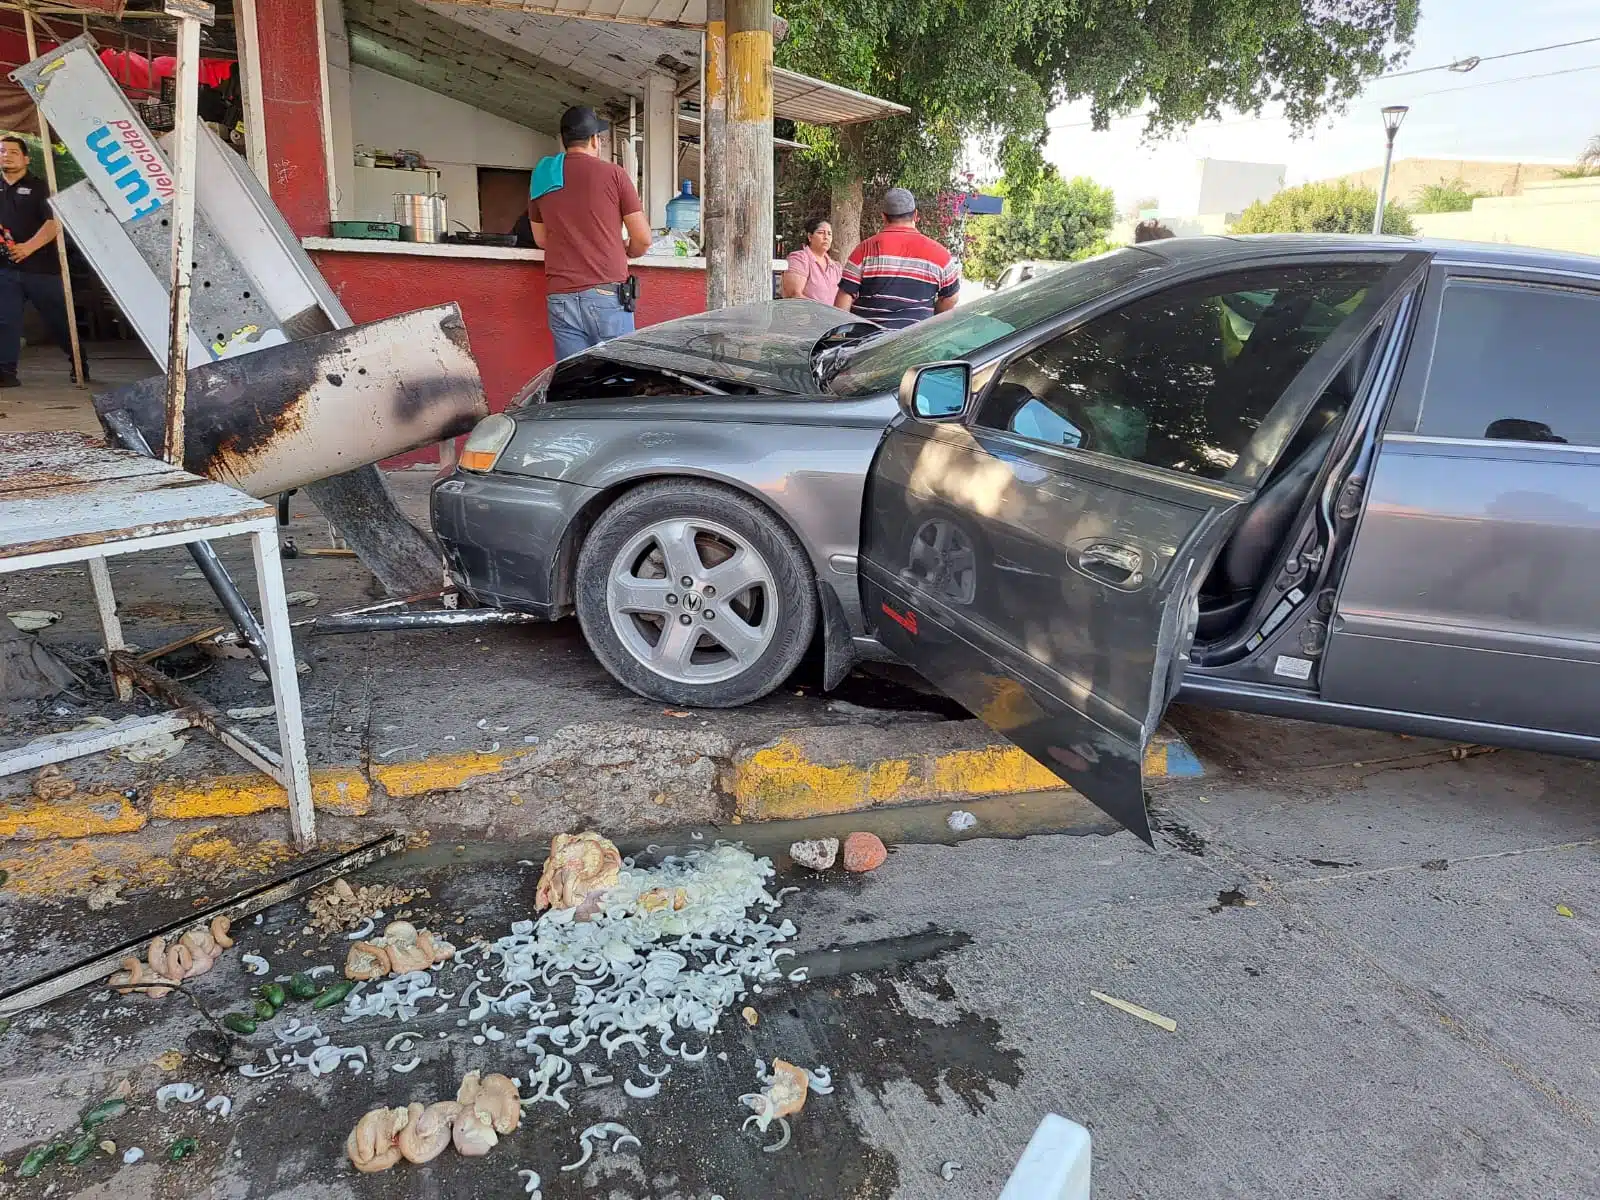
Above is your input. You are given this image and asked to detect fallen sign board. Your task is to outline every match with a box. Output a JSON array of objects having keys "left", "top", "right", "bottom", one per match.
[{"left": 93, "top": 303, "right": 487, "bottom": 498}]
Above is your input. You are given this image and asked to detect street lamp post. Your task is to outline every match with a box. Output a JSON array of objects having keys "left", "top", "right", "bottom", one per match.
[{"left": 1373, "top": 105, "right": 1409, "bottom": 234}]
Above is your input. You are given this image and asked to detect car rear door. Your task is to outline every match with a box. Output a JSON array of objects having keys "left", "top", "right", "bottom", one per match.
[{"left": 859, "top": 253, "right": 1426, "bottom": 840}]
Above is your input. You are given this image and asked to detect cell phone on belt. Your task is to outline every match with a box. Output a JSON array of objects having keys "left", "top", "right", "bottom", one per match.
[{"left": 620, "top": 275, "right": 639, "bottom": 313}]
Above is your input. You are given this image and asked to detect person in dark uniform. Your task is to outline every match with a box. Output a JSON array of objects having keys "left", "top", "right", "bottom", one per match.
[{"left": 0, "top": 134, "right": 83, "bottom": 386}]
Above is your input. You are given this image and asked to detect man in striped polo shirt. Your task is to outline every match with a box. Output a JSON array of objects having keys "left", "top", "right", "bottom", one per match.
[{"left": 834, "top": 188, "right": 961, "bottom": 328}]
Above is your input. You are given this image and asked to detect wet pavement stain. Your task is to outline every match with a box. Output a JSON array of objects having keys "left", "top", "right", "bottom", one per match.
[{"left": 1151, "top": 812, "right": 1208, "bottom": 857}]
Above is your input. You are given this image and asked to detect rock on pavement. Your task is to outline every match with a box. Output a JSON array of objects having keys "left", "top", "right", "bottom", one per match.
[
  {"left": 843, "top": 832, "right": 887, "bottom": 873},
  {"left": 790, "top": 838, "right": 839, "bottom": 871}
]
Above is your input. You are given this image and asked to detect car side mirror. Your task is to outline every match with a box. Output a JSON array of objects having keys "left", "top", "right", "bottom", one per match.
[{"left": 898, "top": 362, "right": 971, "bottom": 422}]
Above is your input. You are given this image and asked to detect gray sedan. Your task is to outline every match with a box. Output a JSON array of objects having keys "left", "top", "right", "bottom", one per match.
[{"left": 433, "top": 234, "right": 1600, "bottom": 838}]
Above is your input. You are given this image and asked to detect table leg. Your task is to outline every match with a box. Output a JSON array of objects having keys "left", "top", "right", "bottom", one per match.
[
  {"left": 87, "top": 556, "right": 132, "bottom": 701},
  {"left": 251, "top": 529, "right": 316, "bottom": 849}
]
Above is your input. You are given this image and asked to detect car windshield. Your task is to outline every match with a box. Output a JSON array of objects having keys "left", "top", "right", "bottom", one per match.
[{"left": 824, "top": 248, "right": 1157, "bottom": 396}]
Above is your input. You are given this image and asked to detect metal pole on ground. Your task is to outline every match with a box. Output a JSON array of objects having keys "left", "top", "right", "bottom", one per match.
[
  {"left": 703, "top": 0, "right": 728, "bottom": 309},
  {"left": 21, "top": 6, "right": 86, "bottom": 389},
  {"left": 724, "top": 0, "right": 773, "bottom": 306},
  {"left": 161, "top": 0, "right": 214, "bottom": 466}
]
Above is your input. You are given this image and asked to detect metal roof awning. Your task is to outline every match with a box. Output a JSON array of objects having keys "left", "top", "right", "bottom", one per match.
[
  {"left": 422, "top": 0, "right": 708, "bottom": 30},
  {"left": 682, "top": 67, "right": 909, "bottom": 127}
]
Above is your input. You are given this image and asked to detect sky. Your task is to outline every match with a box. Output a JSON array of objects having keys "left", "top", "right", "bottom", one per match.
[{"left": 1034, "top": 0, "right": 1599, "bottom": 212}]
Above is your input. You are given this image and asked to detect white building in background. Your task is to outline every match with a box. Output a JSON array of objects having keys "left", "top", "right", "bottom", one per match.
[
  {"left": 1112, "top": 157, "right": 1286, "bottom": 242},
  {"left": 1167, "top": 158, "right": 1287, "bottom": 220}
]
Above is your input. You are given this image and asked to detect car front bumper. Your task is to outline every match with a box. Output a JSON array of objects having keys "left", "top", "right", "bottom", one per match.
[{"left": 431, "top": 470, "right": 596, "bottom": 616}]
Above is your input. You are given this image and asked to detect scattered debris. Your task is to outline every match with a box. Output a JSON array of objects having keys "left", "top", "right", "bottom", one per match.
[
  {"left": 241, "top": 954, "right": 271, "bottom": 976},
  {"left": 940, "top": 1159, "right": 964, "bottom": 1181},
  {"left": 347, "top": 1106, "right": 410, "bottom": 1173},
  {"left": 1090, "top": 989, "right": 1177, "bottom": 1032},
  {"left": 155, "top": 1082, "right": 204, "bottom": 1112},
  {"left": 86, "top": 880, "right": 126, "bottom": 911},
  {"left": 1556, "top": 904, "right": 1575, "bottom": 918},
  {"left": 226, "top": 705, "right": 277, "bottom": 720},
  {"left": 664, "top": 709, "right": 692, "bottom": 718},
  {"left": 742, "top": 1006, "right": 759, "bottom": 1027},
  {"left": 108, "top": 918, "right": 235, "bottom": 997},
  {"left": 946, "top": 810, "right": 978, "bottom": 832},
  {"left": 790, "top": 837, "right": 839, "bottom": 871},
  {"left": 168, "top": 1137, "right": 199, "bottom": 1161},
  {"left": 1211, "top": 887, "right": 1256, "bottom": 912},
  {"left": 122, "top": 1147, "right": 145, "bottom": 1164},
  {"left": 120, "top": 724, "right": 188, "bottom": 763},
  {"left": 343, "top": 921, "right": 456, "bottom": 980},
  {"left": 204, "top": 1096, "right": 232, "bottom": 1118},
  {"left": 307, "top": 878, "right": 419, "bottom": 937},
  {"left": 31, "top": 764, "right": 76, "bottom": 802},
  {"left": 562, "top": 1123, "right": 639, "bottom": 1171},
  {"left": 1420, "top": 858, "right": 1449, "bottom": 872},
  {"left": 842, "top": 832, "right": 888, "bottom": 873},
  {"left": 7, "top": 610, "right": 61, "bottom": 632},
  {"left": 155, "top": 1051, "right": 184, "bottom": 1071},
  {"left": 397, "top": 1101, "right": 459, "bottom": 1164},
  {"left": 517, "top": 1167, "right": 543, "bottom": 1197},
  {"left": 535, "top": 831, "right": 622, "bottom": 914},
  {"left": 284, "top": 591, "right": 320, "bottom": 607}
]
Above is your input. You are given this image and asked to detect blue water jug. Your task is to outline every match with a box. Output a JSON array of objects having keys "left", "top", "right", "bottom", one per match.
[{"left": 665, "top": 180, "right": 701, "bottom": 233}]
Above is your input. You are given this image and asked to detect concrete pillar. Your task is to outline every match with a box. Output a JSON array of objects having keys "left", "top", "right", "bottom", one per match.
[
  {"left": 642, "top": 71, "right": 676, "bottom": 229},
  {"left": 247, "top": 0, "right": 333, "bottom": 235},
  {"left": 703, "top": 0, "right": 728, "bottom": 308},
  {"left": 724, "top": 0, "right": 773, "bottom": 305}
]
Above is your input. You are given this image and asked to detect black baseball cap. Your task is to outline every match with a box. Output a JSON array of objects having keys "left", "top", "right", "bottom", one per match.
[{"left": 560, "top": 106, "right": 609, "bottom": 143}]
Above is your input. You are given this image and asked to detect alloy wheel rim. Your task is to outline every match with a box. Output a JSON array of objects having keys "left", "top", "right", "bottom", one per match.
[{"left": 606, "top": 517, "right": 778, "bottom": 685}]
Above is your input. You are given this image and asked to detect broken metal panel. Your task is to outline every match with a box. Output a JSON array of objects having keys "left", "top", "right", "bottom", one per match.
[
  {"left": 0, "top": 713, "right": 193, "bottom": 777},
  {"left": 93, "top": 304, "right": 488, "bottom": 498},
  {"left": 311, "top": 608, "right": 542, "bottom": 634},
  {"left": 51, "top": 184, "right": 214, "bottom": 369}
]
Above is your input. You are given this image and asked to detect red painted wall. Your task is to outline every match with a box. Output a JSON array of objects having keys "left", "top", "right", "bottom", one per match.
[
  {"left": 310, "top": 251, "right": 710, "bottom": 463},
  {"left": 253, "top": 0, "right": 330, "bottom": 236}
]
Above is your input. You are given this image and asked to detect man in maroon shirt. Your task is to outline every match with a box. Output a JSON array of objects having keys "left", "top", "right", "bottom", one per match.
[{"left": 529, "top": 107, "right": 653, "bottom": 359}]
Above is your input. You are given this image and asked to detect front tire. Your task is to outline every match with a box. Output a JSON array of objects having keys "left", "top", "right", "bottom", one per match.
[{"left": 574, "top": 480, "right": 818, "bottom": 707}]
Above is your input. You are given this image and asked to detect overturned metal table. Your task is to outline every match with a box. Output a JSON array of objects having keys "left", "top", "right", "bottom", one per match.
[{"left": 0, "top": 432, "right": 316, "bottom": 848}]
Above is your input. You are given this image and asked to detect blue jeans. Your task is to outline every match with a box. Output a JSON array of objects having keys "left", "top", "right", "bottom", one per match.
[
  {"left": 0, "top": 267, "right": 79, "bottom": 375},
  {"left": 547, "top": 285, "right": 634, "bottom": 360}
]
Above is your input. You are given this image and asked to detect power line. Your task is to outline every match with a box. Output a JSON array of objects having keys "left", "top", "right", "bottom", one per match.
[
  {"left": 1381, "top": 34, "right": 1600, "bottom": 79},
  {"left": 1047, "top": 34, "right": 1600, "bottom": 131},
  {"left": 1407, "top": 60, "right": 1600, "bottom": 98}
]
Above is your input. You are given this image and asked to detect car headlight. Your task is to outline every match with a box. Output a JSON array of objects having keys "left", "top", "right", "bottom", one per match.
[
  {"left": 510, "top": 365, "right": 555, "bottom": 408},
  {"left": 458, "top": 413, "right": 516, "bottom": 472}
]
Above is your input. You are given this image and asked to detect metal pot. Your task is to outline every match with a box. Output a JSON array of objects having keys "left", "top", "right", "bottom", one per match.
[{"left": 394, "top": 192, "right": 447, "bottom": 243}]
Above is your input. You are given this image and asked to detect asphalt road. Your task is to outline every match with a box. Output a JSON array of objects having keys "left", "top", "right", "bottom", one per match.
[{"left": 0, "top": 714, "right": 1595, "bottom": 1199}]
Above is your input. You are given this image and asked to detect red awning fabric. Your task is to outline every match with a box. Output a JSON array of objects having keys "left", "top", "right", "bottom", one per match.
[{"left": 100, "top": 49, "right": 233, "bottom": 91}]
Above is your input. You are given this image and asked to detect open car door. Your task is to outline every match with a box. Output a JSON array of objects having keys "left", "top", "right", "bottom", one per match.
[{"left": 858, "top": 252, "right": 1428, "bottom": 840}]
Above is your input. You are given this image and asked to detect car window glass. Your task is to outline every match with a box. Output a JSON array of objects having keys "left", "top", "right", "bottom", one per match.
[
  {"left": 827, "top": 248, "right": 1156, "bottom": 396},
  {"left": 1418, "top": 280, "right": 1600, "bottom": 447},
  {"left": 975, "top": 263, "right": 1386, "bottom": 480}
]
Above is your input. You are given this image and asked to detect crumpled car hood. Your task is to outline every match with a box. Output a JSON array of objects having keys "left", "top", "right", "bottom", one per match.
[{"left": 575, "top": 299, "right": 871, "bottom": 394}]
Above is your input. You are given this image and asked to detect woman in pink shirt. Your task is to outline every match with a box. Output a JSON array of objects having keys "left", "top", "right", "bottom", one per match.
[{"left": 781, "top": 217, "right": 843, "bottom": 304}]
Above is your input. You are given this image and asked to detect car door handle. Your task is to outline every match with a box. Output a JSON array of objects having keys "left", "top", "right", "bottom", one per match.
[{"left": 1068, "top": 540, "right": 1147, "bottom": 589}]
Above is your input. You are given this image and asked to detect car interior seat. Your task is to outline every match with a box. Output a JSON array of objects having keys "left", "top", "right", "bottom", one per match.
[{"left": 1194, "top": 343, "right": 1373, "bottom": 642}]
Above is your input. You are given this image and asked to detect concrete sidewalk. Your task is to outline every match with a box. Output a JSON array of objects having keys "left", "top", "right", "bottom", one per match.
[{"left": 1, "top": 470, "right": 1200, "bottom": 881}]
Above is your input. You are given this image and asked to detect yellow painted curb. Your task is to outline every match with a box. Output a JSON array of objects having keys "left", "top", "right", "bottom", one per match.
[
  {"left": 150, "top": 768, "right": 371, "bottom": 820},
  {"left": 731, "top": 737, "right": 1180, "bottom": 822},
  {"left": 0, "top": 827, "right": 304, "bottom": 899},
  {"left": 370, "top": 749, "right": 532, "bottom": 798},
  {"left": 0, "top": 791, "right": 147, "bottom": 841}
]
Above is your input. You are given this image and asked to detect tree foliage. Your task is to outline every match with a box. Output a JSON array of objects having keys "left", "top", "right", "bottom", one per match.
[
  {"left": 1412, "top": 178, "right": 1484, "bottom": 214},
  {"left": 1231, "top": 180, "right": 1416, "bottom": 236},
  {"left": 775, "top": 0, "right": 1420, "bottom": 247},
  {"left": 964, "top": 171, "right": 1115, "bottom": 285}
]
